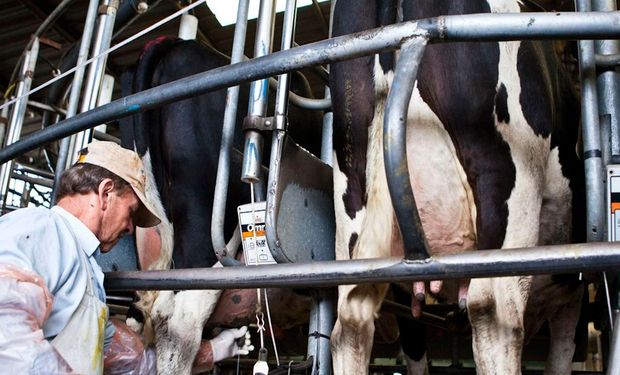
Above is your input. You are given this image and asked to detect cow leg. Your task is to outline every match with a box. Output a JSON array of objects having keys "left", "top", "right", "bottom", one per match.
[
  {"left": 468, "top": 276, "right": 531, "bottom": 375},
  {"left": 544, "top": 287, "right": 582, "bottom": 375},
  {"left": 331, "top": 71, "right": 395, "bottom": 373},
  {"left": 152, "top": 289, "right": 222, "bottom": 375}
]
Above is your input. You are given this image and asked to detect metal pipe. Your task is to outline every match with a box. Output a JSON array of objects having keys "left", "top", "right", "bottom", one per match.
[
  {"left": 14, "top": 163, "right": 54, "bottom": 179},
  {"left": 27, "top": 101, "right": 66, "bottom": 115},
  {"left": 576, "top": 0, "right": 606, "bottom": 241},
  {"left": 10, "top": 173, "right": 53, "bottom": 189},
  {"left": 69, "top": 0, "right": 119, "bottom": 164},
  {"left": 105, "top": 241, "right": 620, "bottom": 291},
  {"left": 51, "top": 0, "right": 101, "bottom": 202},
  {"left": 0, "top": 38, "right": 39, "bottom": 207},
  {"left": 241, "top": 0, "right": 276, "bottom": 183},
  {"left": 212, "top": 0, "right": 250, "bottom": 266},
  {"left": 268, "top": 77, "right": 331, "bottom": 109},
  {"left": 93, "top": 130, "right": 120, "bottom": 144},
  {"left": 94, "top": 74, "right": 115, "bottom": 134},
  {"left": 597, "top": 53, "right": 620, "bottom": 69},
  {"left": 384, "top": 37, "right": 430, "bottom": 260},
  {"left": 274, "top": 0, "right": 297, "bottom": 125},
  {"left": 592, "top": 0, "right": 620, "bottom": 163},
  {"left": 607, "top": 309, "right": 620, "bottom": 375},
  {"left": 2, "top": 12, "right": 620, "bottom": 164}
]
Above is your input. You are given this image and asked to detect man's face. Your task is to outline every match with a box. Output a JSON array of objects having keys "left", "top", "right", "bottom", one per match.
[{"left": 99, "top": 189, "right": 139, "bottom": 252}]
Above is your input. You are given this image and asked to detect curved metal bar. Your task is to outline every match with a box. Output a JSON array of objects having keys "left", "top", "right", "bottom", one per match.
[
  {"left": 267, "top": 77, "right": 331, "bottom": 110},
  {"left": 596, "top": 53, "right": 620, "bottom": 69},
  {"left": 2, "top": 12, "right": 620, "bottom": 164},
  {"left": 212, "top": 0, "right": 250, "bottom": 267},
  {"left": 383, "top": 37, "right": 430, "bottom": 260},
  {"left": 105, "top": 241, "right": 620, "bottom": 291}
]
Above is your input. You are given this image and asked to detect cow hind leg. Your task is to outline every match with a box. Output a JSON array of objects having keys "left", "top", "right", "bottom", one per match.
[
  {"left": 468, "top": 277, "right": 530, "bottom": 375},
  {"left": 545, "top": 287, "right": 583, "bottom": 375},
  {"left": 331, "top": 283, "right": 389, "bottom": 375}
]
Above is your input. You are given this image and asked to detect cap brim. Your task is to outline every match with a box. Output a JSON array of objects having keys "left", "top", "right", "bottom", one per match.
[{"left": 130, "top": 186, "right": 162, "bottom": 227}]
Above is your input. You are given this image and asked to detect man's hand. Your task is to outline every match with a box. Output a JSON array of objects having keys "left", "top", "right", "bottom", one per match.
[{"left": 210, "top": 326, "right": 254, "bottom": 362}]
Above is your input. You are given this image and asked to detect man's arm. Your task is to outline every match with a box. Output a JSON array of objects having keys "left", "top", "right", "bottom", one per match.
[
  {"left": 0, "top": 264, "right": 75, "bottom": 373},
  {"left": 103, "top": 320, "right": 254, "bottom": 374}
]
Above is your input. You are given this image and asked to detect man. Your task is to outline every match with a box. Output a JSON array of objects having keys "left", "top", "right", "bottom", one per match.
[{"left": 0, "top": 141, "right": 252, "bottom": 374}]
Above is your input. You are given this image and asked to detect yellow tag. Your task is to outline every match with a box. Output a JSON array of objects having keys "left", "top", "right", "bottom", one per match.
[{"left": 78, "top": 154, "right": 86, "bottom": 163}]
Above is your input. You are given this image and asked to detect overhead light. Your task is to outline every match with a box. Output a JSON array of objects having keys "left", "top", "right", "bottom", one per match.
[{"left": 206, "top": 0, "right": 329, "bottom": 27}]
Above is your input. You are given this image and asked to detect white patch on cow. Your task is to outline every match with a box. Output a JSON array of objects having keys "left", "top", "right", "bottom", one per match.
[
  {"left": 131, "top": 150, "right": 176, "bottom": 344},
  {"left": 406, "top": 352, "right": 429, "bottom": 375},
  {"left": 494, "top": 39, "right": 549, "bottom": 250},
  {"left": 538, "top": 146, "right": 572, "bottom": 245},
  {"left": 406, "top": 84, "right": 477, "bottom": 255},
  {"left": 486, "top": 0, "right": 520, "bottom": 12},
  {"left": 153, "top": 289, "right": 222, "bottom": 375}
]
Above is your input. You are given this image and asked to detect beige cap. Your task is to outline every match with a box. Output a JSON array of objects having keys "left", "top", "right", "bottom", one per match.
[{"left": 76, "top": 141, "right": 161, "bottom": 228}]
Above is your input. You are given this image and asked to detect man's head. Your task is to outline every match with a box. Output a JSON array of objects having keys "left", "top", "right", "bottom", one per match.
[{"left": 56, "top": 141, "right": 161, "bottom": 251}]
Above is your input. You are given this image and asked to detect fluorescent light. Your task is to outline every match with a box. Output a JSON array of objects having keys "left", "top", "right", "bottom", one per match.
[{"left": 206, "top": 0, "right": 328, "bottom": 27}]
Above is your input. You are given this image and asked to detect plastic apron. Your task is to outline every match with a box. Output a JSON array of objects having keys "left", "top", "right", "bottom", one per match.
[{"left": 51, "top": 231, "right": 108, "bottom": 375}]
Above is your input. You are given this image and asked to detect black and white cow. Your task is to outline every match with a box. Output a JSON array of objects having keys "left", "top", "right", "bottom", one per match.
[
  {"left": 329, "top": 1, "right": 584, "bottom": 374},
  {"left": 120, "top": 37, "right": 322, "bottom": 374}
]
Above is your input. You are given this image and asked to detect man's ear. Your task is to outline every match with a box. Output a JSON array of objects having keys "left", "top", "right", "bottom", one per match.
[{"left": 97, "top": 178, "right": 115, "bottom": 210}]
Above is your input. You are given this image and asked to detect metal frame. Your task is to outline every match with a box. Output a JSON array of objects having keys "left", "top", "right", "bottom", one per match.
[{"left": 2, "top": 7, "right": 620, "bottom": 374}]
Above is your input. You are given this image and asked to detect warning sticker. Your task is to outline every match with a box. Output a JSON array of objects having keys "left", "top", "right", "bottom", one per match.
[{"left": 237, "top": 201, "right": 277, "bottom": 266}]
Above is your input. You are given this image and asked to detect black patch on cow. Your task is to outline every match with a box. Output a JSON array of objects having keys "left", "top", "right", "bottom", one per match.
[
  {"left": 403, "top": 1, "right": 514, "bottom": 250},
  {"left": 495, "top": 83, "right": 510, "bottom": 123},
  {"left": 348, "top": 233, "right": 359, "bottom": 257},
  {"left": 517, "top": 41, "right": 552, "bottom": 138},
  {"left": 232, "top": 294, "right": 242, "bottom": 304},
  {"left": 332, "top": 0, "right": 378, "bottom": 219},
  {"left": 377, "top": 0, "right": 397, "bottom": 73}
]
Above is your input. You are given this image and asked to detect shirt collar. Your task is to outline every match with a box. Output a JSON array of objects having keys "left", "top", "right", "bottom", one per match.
[{"left": 51, "top": 206, "right": 101, "bottom": 257}]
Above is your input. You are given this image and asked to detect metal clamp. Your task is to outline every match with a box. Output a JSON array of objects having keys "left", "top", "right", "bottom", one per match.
[{"left": 243, "top": 115, "right": 275, "bottom": 132}]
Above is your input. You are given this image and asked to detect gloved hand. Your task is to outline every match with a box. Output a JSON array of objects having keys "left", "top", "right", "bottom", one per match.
[{"left": 209, "top": 326, "right": 254, "bottom": 362}]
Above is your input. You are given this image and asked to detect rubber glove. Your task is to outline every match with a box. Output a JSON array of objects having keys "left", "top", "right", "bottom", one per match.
[{"left": 210, "top": 326, "right": 254, "bottom": 362}]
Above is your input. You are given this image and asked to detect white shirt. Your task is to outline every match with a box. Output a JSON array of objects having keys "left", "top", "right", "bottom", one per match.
[{"left": 0, "top": 206, "right": 106, "bottom": 338}]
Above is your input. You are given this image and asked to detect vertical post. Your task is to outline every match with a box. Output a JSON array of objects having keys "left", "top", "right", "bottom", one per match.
[
  {"left": 212, "top": 0, "right": 250, "bottom": 265},
  {"left": 0, "top": 99, "right": 9, "bottom": 149},
  {"left": 68, "top": 0, "right": 119, "bottom": 165},
  {"left": 576, "top": 0, "right": 605, "bottom": 242},
  {"left": 94, "top": 74, "right": 115, "bottom": 134},
  {"left": 52, "top": 0, "right": 105, "bottom": 202},
  {"left": 309, "top": 2, "right": 335, "bottom": 374},
  {"left": 241, "top": 0, "right": 276, "bottom": 184},
  {"left": 0, "top": 38, "right": 39, "bottom": 209}
]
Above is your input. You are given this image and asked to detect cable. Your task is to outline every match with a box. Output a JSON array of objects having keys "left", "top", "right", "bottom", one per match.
[{"left": 264, "top": 288, "right": 280, "bottom": 367}]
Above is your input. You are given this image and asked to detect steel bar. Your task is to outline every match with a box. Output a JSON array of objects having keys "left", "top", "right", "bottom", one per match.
[
  {"left": 576, "top": 0, "right": 606, "bottom": 241},
  {"left": 607, "top": 310, "right": 620, "bottom": 375},
  {"left": 14, "top": 163, "right": 54, "bottom": 179},
  {"left": 212, "top": 0, "right": 250, "bottom": 266},
  {"left": 268, "top": 77, "right": 331, "bottom": 110},
  {"left": 241, "top": 0, "right": 276, "bottom": 183},
  {"left": 69, "top": 0, "right": 119, "bottom": 164},
  {"left": 597, "top": 53, "right": 620, "bottom": 69},
  {"left": 0, "top": 38, "right": 39, "bottom": 207},
  {"left": 10, "top": 173, "right": 53, "bottom": 189},
  {"left": 384, "top": 37, "right": 430, "bottom": 260},
  {"left": 593, "top": 0, "right": 620, "bottom": 163},
  {"left": 105, "top": 242, "right": 620, "bottom": 291},
  {"left": 2, "top": 12, "right": 620, "bottom": 164},
  {"left": 52, "top": 0, "right": 100, "bottom": 202}
]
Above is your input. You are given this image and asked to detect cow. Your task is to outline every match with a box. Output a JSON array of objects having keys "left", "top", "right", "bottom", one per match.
[
  {"left": 329, "top": 1, "right": 584, "bottom": 374},
  {"left": 120, "top": 36, "right": 322, "bottom": 374}
]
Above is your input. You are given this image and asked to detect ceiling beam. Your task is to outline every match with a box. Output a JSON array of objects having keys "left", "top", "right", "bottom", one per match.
[{"left": 20, "top": 0, "right": 79, "bottom": 44}]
